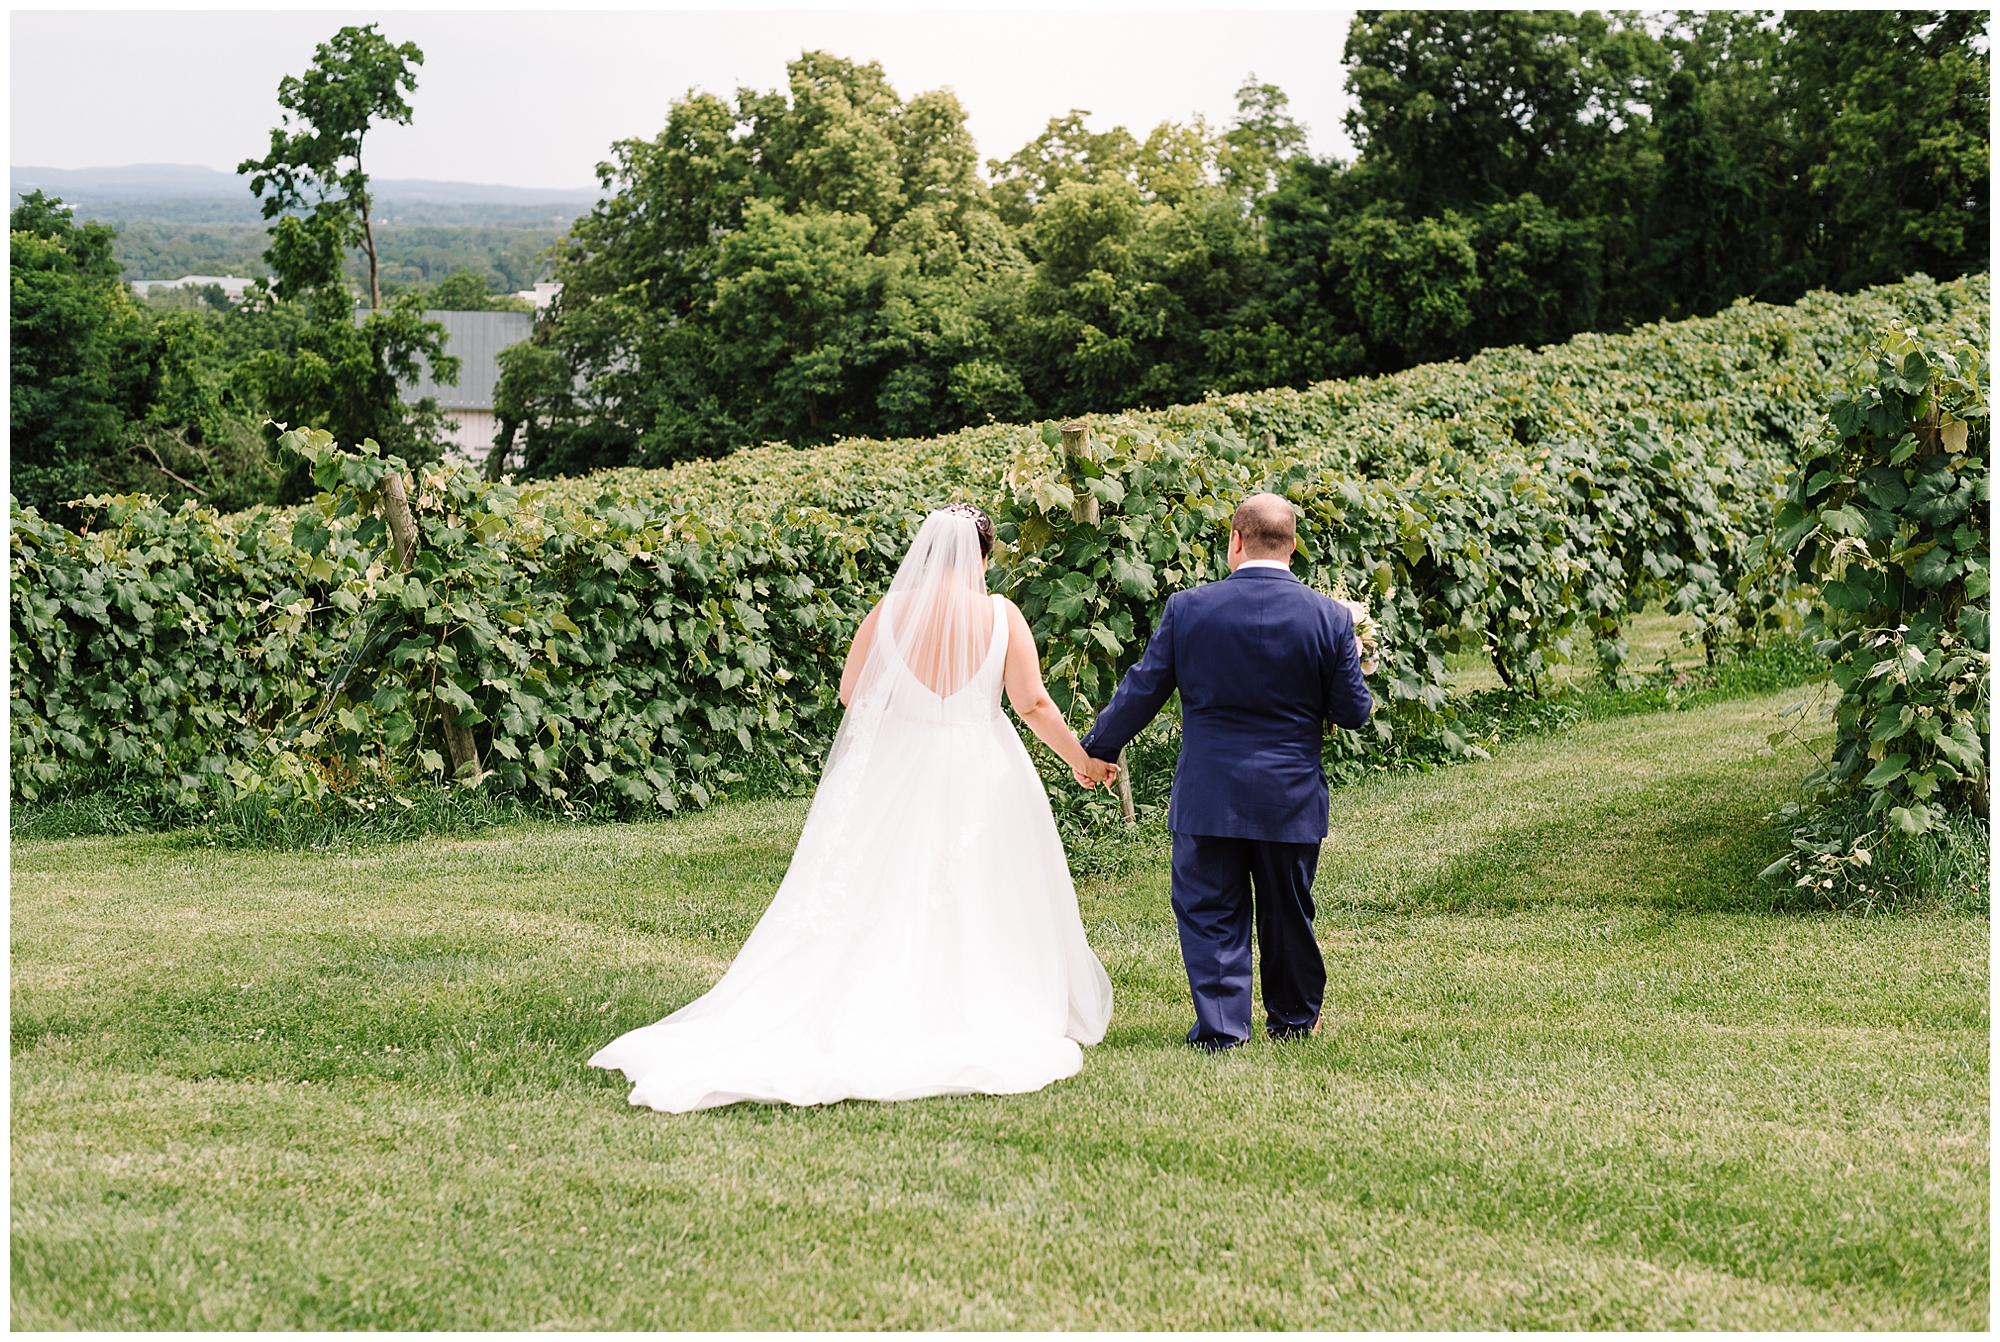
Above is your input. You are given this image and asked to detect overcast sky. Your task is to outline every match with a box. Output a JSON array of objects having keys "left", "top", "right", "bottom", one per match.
[{"left": 12, "top": 8, "right": 1361, "bottom": 191}]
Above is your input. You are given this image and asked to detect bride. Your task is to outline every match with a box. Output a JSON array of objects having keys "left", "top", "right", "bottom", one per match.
[{"left": 590, "top": 504, "right": 1117, "bottom": 1113}]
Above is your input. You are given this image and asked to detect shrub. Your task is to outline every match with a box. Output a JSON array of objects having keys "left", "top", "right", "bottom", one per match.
[
  {"left": 1774, "top": 319, "right": 1990, "bottom": 833},
  {"left": 10, "top": 429, "right": 881, "bottom": 816},
  {"left": 1759, "top": 793, "right": 1989, "bottom": 915},
  {"left": 11, "top": 275, "right": 1989, "bottom": 824}
]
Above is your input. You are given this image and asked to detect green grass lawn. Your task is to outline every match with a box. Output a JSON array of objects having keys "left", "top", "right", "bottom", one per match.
[{"left": 11, "top": 689, "right": 1988, "bottom": 1328}]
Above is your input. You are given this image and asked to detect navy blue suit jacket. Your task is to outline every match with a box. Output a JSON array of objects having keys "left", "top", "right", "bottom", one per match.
[{"left": 1079, "top": 566, "right": 1374, "bottom": 843}]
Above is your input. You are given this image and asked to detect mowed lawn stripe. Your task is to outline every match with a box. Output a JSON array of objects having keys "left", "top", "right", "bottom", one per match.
[
  {"left": 10, "top": 690, "right": 1988, "bottom": 1328},
  {"left": 1309, "top": 692, "right": 1834, "bottom": 913},
  {"left": 11, "top": 1074, "right": 1948, "bottom": 1330}
]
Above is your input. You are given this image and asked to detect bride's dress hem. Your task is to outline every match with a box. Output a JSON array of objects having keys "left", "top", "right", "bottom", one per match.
[{"left": 592, "top": 1032, "right": 1089, "bottom": 1115}]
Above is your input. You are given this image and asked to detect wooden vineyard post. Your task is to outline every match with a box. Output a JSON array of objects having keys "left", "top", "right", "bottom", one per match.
[
  {"left": 1061, "top": 421, "right": 1100, "bottom": 526},
  {"left": 381, "top": 470, "right": 481, "bottom": 780},
  {"left": 380, "top": 469, "right": 418, "bottom": 568},
  {"left": 440, "top": 701, "right": 482, "bottom": 780},
  {"left": 1059, "top": 419, "right": 1134, "bottom": 822}
]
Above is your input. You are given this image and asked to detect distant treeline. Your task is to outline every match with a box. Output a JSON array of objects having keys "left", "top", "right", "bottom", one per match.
[
  {"left": 8, "top": 192, "right": 586, "bottom": 293},
  {"left": 38, "top": 196, "right": 595, "bottom": 228},
  {"left": 107, "top": 220, "right": 565, "bottom": 295},
  {"left": 497, "top": 11, "right": 1990, "bottom": 477}
]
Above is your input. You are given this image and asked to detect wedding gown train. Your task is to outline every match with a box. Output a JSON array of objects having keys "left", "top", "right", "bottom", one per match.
[{"left": 590, "top": 588, "right": 1114, "bottom": 1113}]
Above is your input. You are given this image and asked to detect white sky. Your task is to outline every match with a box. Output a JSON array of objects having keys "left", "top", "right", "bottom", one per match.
[{"left": 12, "top": 7, "right": 1361, "bottom": 191}]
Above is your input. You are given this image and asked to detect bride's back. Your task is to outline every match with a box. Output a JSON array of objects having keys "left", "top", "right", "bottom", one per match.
[
  {"left": 884, "top": 583, "right": 996, "bottom": 699},
  {"left": 589, "top": 501, "right": 1113, "bottom": 1115},
  {"left": 856, "top": 508, "right": 1001, "bottom": 704}
]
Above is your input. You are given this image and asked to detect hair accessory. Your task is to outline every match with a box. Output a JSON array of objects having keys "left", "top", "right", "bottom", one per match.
[{"left": 937, "top": 502, "right": 994, "bottom": 557}]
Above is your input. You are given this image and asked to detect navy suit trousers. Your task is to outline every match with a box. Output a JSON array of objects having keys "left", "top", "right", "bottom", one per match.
[{"left": 1170, "top": 832, "right": 1325, "bottom": 1047}]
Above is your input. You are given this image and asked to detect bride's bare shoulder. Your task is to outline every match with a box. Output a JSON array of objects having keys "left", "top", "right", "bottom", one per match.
[{"left": 999, "top": 596, "right": 1037, "bottom": 640}]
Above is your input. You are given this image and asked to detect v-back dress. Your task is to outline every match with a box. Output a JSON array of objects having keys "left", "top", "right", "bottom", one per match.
[{"left": 589, "top": 594, "right": 1114, "bottom": 1112}]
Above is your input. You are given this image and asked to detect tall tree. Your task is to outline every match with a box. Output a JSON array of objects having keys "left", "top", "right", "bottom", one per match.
[
  {"left": 1217, "top": 76, "right": 1310, "bottom": 206},
  {"left": 125, "top": 308, "right": 283, "bottom": 514},
  {"left": 9, "top": 193, "right": 159, "bottom": 514},
  {"left": 423, "top": 268, "right": 533, "bottom": 312},
  {"left": 1782, "top": 9, "right": 1990, "bottom": 292},
  {"left": 1211, "top": 158, "right": 1370, "bottom": 391},
  {"left": 1341, "top": 10, "right": 1662, "bottom": 220},
  {"left": 229, "top": 23, "right": 457, "bottom": 500},
  {"left": 1264, "top": 11, "right": 1665, "bottom": 364},
  {"left": 1635, "top": 68, "right": 1765, "bottom": 318},
  {"left": 236, "top": 286, "right": 460, "bottom": 501},
  {"left": 986, "top": 111, "right": 1141, "bottom": 227},
  {"left": 489, "top": 27, "right": 1991, "bottom": 474},
  {"left": 521, "top": 51, "right": 1020, "bottom": 468},
  {"left": 1008, "top": 172, "right": 1264, "bottom": 414},
  {"left": 238, "top": 23, "right": 424, "bottom": 311}
]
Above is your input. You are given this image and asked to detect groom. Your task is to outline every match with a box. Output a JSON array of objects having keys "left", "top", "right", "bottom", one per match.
[{"left": 1081, "top": 493, "right": 1373, "bottom": 1049}]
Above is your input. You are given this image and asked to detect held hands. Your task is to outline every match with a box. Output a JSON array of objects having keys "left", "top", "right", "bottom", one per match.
[{"left": 1072, "top": 755, "right": 1120, "bottom": 789}]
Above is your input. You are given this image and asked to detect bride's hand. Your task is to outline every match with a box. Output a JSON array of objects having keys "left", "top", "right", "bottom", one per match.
[{"left": 1073, "top": 756, "right": 1118, "bottom": 788}]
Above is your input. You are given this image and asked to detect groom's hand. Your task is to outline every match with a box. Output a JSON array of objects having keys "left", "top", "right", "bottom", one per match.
[{"left": 1073, "top": 756, "right": 1119, "bottom": 788}]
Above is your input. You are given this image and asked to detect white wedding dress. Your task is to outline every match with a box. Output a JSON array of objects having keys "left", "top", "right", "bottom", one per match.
[{"left": 591, "top": 513, "right": 1113, "bottom": 1113}]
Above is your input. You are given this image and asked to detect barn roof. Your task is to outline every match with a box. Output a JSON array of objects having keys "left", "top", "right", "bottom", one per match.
[{"left": 379, "top": 309, "right": 535, "bottom": 411}]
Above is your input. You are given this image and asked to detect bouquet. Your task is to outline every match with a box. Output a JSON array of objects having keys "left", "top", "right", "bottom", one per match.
[{"left": 1311, "top": 571, "right": 1383, "bottom": 676}]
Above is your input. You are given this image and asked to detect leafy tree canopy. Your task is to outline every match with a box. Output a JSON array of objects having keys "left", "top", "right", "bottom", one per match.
[
  {"left": 238, "top": 23, "right": 424, "bottom": 309},
  {"left": 1341, "top": 9, "right": 1662, "bottom": 220},
  {"left": 424, "top": 268, "right": 534, "bottom": 311},
  {"left": 10, "top": 192, "right": 160, "bottom": 513},
  {"left": 499, "top": 14, "right": 1986, "bottom": 480}
]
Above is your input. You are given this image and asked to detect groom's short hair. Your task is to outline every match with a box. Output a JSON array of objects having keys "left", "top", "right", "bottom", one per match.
[{"left": 1231, "top": 493, "right": 1296, "bottom": 557}]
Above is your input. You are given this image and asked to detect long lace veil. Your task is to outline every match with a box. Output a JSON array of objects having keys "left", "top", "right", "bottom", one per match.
[{"left": 813, "top": 510, "right": 996, "bottom": 806}]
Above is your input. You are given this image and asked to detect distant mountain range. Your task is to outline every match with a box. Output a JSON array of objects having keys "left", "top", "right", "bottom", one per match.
[{"left": 12, "top": 163, "right": 601, "bottom": 206}]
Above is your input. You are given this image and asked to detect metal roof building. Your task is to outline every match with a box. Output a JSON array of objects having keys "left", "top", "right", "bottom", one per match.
[
  {"left": 400, "top": 309, "right": 534, "bottom": 411},
  {"left": 130, "top": 274, "right": 263, "bottom": 299},
  {"left": 375, "top": 309, "right": 535, "bottom": 463}
]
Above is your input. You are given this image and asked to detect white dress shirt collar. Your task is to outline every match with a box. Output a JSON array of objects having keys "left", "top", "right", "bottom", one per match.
[{"left": 1234, "top": 559, "right": 1294, "bottom": 573}]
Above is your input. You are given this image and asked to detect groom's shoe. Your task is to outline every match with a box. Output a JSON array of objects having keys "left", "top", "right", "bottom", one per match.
[
  {"left": 1267, "top": 1016, "right": 1322, "bottom": 1042},
  {"left": 1186, "top": 1025, "right": 1247, "bottom": 1052},
  {"left": 1191, "top": 1037, "right": 1242, "bottom": 1052}
]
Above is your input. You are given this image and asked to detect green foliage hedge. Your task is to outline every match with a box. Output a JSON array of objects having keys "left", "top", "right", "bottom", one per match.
[
  {"left": 12, "top": 437, "right": 873, "bottom": 813},
  {"left": 1777, "top": 321, "right": 1990, "bottom": 832},
  {"left": 10, "top": 275, "right": 1988, "bottom": 816},
  {"left": 994, "top": 274, "right": 1987, "bottom": 708}
]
